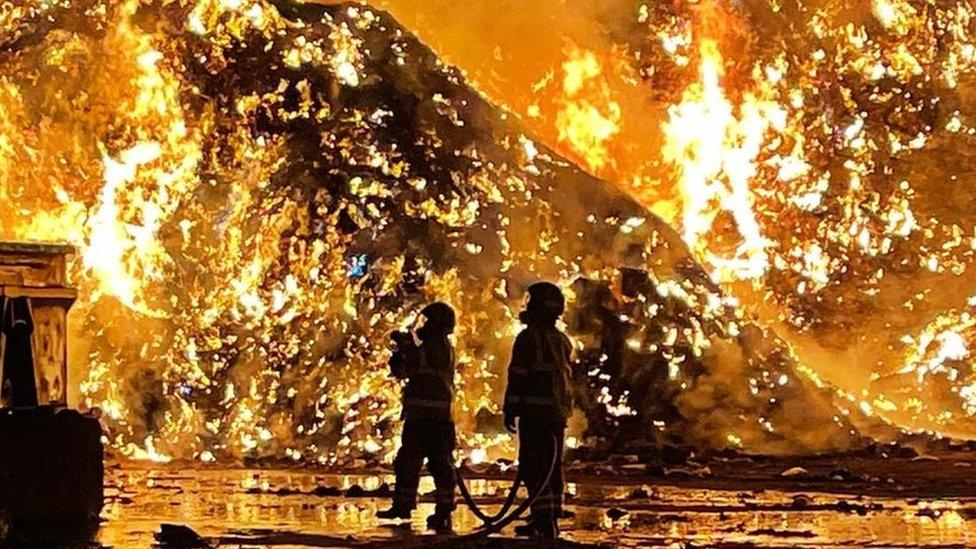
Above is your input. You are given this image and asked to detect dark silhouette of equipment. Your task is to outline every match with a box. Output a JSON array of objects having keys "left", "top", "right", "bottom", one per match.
[
  {"left": 0, "top": 242, "right": 103, "bottom": 530},
  {"left": 2, "top": 296, "right": 39, "bottom": 407}
]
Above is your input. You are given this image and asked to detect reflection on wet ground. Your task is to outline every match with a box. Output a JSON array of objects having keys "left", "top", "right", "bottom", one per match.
[{"left": 97, "top": 466, "right": 976, "bottom": 547}]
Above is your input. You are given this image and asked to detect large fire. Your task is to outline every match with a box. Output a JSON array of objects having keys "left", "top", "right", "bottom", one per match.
[
  {"left": 353, "top": 0, "right": 976, "bottom": 443},
  {"left": 8, "top": 0, "right": 976, "bottom": 465}
]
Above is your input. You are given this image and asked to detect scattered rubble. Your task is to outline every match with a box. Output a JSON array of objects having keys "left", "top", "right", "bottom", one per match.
[
  {"left": 747, "top": 527, "right": 817, "bottom": 538},
  {"left": 155, "top": 524, "right": 210, "bottom": 548},
  {"left": 780, "top": 466, "right": 809, "bottom": 478}
]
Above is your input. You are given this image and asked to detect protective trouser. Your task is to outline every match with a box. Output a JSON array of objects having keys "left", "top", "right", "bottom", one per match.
[
  {"left": 392, "top": 418, "right": 457, "bottom": 515},
  {"left": 518, "top": 418, "right": 565, "bottom": 527}
]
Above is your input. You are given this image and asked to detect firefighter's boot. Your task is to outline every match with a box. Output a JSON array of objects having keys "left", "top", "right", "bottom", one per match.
[
  {"left": 426, "top": 511, "right": 452, "bottom": 532},
  {"left": 376, "top": 504, "right": 412, "bottom": 520}
]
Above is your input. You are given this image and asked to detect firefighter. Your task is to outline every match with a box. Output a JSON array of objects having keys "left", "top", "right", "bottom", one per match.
[
  {"left": 504, "top": 282, "right": 573, "bottom": 539},
  {"left": 377, "top": 302, "right": 457, "bottom": 531}
]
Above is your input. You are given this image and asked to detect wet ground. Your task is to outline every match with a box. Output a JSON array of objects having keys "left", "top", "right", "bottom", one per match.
[{"left": 93, "top": 453, "right": 976, "bottom": 548}]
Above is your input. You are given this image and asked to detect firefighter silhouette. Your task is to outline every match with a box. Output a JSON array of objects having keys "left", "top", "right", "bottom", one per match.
[
  {"left": 504, "top": 282, "right": 573, "bottom": 539},
  {"left": 1, "top": 296, "right": 38, "bottom": 408},
  {"left": 377, "top": 302, "right": 457, "bottom": 531}
]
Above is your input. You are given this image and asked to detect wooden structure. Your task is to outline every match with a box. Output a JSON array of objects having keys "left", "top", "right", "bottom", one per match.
[{"left": 0, "top": 241, "right": 76, "bottom": 405}]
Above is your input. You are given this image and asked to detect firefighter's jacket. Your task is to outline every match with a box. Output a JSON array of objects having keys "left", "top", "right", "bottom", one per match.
[
  {"left": 391, "top": 336, "right": 454, "bottom": 422},
  {"left": 504, "top": 323, "right": 573, "bottom": 424}
]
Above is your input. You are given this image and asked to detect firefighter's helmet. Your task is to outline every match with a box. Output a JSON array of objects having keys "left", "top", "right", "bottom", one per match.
[
  {"left": 526, "top": 282, "right": 565, "bottom": 317},
  {"left": 421, "top": 302, "right": 456, "bottom": 335}
]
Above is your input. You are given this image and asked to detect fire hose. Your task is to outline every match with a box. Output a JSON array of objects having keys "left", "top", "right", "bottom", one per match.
[{"left": 442, "top": 433, "right": 560, "bottom": 542}]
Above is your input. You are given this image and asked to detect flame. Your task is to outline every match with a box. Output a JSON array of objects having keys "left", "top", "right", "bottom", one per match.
[
  {"left": 370, "top": 0, "right": 976, "bottom": 446},
  {"left": 662, "top": 39, "right": 784, "bottom": 283},
  {"left": 554, "top": 45, "right": 622, "bottom": 174}
]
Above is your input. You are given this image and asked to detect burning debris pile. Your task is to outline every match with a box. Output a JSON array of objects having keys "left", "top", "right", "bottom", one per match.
[
  {"left": 0, "top": 0, "right": 871, "bottom": 465},
  {"left": 376, "top": 0, "right": 976, "bottom": 442}
]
